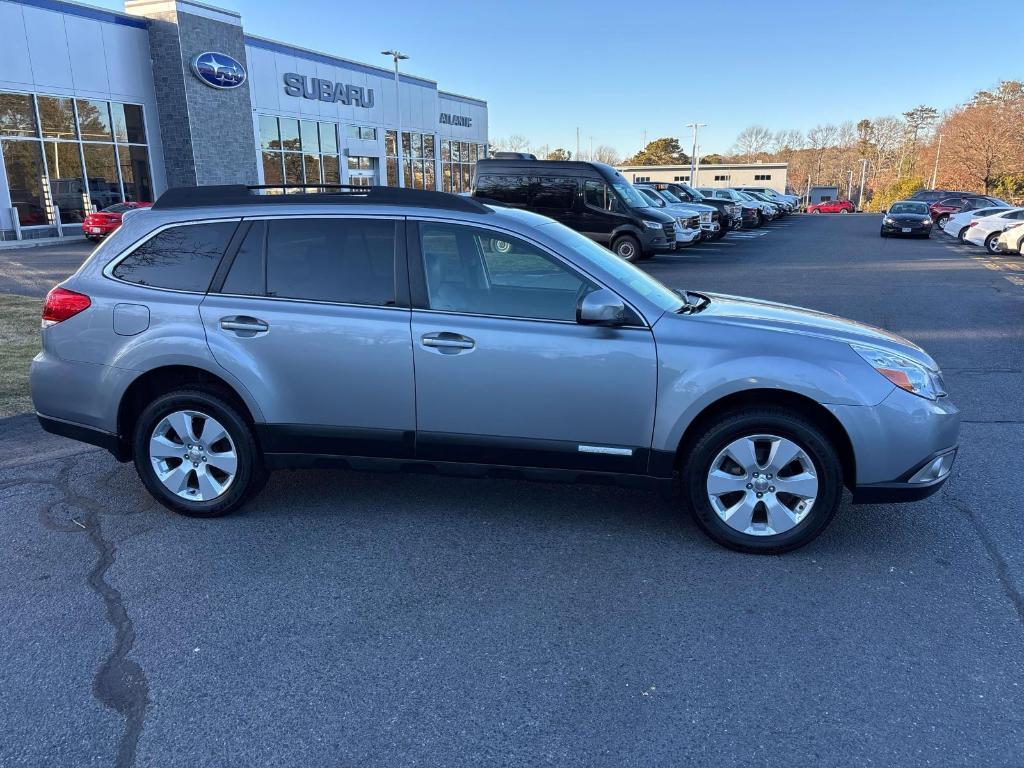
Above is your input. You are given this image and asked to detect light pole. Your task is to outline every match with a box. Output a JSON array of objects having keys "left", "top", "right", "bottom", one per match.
[
  {"left": 847, "top": 169, "right": 854, "bottom": 201},
  {"left": 686, "top": 122, "right": 706, "bottom": 186},
  {"left": 931, "top": 133, "right": 943, "bottom": 189},
  {"left": 381, "top": 49, "right": 409, "bottom": 187},
  {"left": 857, "top": 158, "right": 868, "bottom": 211}
]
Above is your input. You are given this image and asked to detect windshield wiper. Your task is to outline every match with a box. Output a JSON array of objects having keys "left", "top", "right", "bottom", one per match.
[{"left": 674, "top": 289, "right": 709, "bottom": 314}]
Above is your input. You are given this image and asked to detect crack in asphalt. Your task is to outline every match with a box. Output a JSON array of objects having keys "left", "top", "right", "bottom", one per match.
[
  {"left": 41, "top": 459, "right": 150, "bottom": 768},
  {"left": 948, "top": 495, "right": 1024, "bottom": 628}
]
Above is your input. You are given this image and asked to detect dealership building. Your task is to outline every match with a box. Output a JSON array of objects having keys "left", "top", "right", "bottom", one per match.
[
  {"left": 0, "top": 0, "right": 489, "bottom": 241},
  {"left": 616, "top": 162, "right": 790, "bottom": 193}
]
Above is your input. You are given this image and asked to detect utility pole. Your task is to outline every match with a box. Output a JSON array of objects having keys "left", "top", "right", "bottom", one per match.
[
  {"left": 381, "top": 49, "right": 409, "bottom": 187},
  {"left": 686, "top": 122, "right": 706, "bottom": 186},
  {"left": 847, "top": 170, "right": 854, "bottom": 201},
  {"left": 589, "top": 135, "right": 593, "bottom": 162},
  {"left": 931, "top": 133, "right": 943, "bottom": 189},
  {"left": 857, "top": 158, "right": 868, "bottom": 211},
  {"left": 576, "top": 127, "right": 580, "bottom": 162}
]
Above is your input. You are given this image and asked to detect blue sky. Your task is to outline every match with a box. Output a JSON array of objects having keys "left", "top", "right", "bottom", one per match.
[{"left": 95, "top": 0, "right": 1024, "bottom": 156}]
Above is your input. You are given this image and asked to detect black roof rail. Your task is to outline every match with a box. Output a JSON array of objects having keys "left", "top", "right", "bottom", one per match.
[{"left": 151, "top": 184, "right": 493, "bottom": 214}]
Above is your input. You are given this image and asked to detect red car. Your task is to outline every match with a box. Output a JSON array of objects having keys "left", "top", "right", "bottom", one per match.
[
  {"left": 82, "top": 202, "right": 151, "bottom": 241},
  {"left": 807, "top": 199, "right": 855, "bottom": 214}
]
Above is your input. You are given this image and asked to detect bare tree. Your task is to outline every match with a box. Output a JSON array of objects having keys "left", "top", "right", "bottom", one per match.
[
  {"left": 592, "top": 145, "right": 621, "bottom": 165},
  {"left": 941, "top": 103, "right": 1019, "bottom": 193},
  {"left": 732, "top": 125, "right": 773, "bottom": 158}
]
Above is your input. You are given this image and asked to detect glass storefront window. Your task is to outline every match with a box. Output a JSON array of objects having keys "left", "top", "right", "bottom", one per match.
[
  {"left": 259, "top": 115, "right": 280, "bottom": 150},
  {"left": 38, "top": 96, "right": 78, "bottom": 140},
  {"left": 110, "top": 103, "right": 146, "bottom": 144},
  {"left": 82, "top": 143, "right": 120, "bottom": 210},
  {"left": 303, "top": 153, "right": 321, "bottom": 184},
  {"left": 283, "top": 153, "right": 303, "bottom": 185},
  {"left": 44, "top": 140, "right": 86, "bottom": 223},
  {"left": 279, "top": 119, "right": 300, "bottom": 152},
  {"left": 76, "top": 99, "right": 112, "bottom": 142},
  {"left": 410, "top": 133, "right": 422, "bottom": 159},
  {"left": 120, "top": 145, "right": 153, "bottom": 202},
  {"left": 261, "top": 151, "right": 283, "bottom": 185},
  {"left": 386, "top": 157, "right": 398, "bottom": 187},
  {"left": 322, "top": 155, "right": 340, "bottom": 184},
  {"left": 384, "top": 130, "right": 397, "bottom": 157},
  {"left": 1, "top": 138, "right": 47, "bottom": 225},
  {"left": 1, "top": 93, "right": 152, "bottom": 229},
  {"left": 319, "top": 122, "right": 337, "bottom": 154},
  {"left": 0, "top": 93, "right": 38, "bottom": 137},
  {"left": 440, "top": 139, "right": 486, "bottom": 194},
  {"left": 300, "top": 120, "right": 319, "bottom": 154}
]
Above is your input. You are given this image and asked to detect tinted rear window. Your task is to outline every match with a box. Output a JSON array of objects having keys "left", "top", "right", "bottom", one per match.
[
  {"left": 112, "top": 221, "right": 237, "bottom": 291},
  {"left": 265, "top": 218, "right": 396, "bottom": 305},
  {"left": 475, "top": 174, "right": 531, "bottom": 206}
]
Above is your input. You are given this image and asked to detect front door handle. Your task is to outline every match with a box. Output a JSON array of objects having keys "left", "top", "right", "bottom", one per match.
[
  {"left": 220, "top": 316, "right": 269, "bottom": 335},
  {"left": 421, "top": 331, "right": 475, "bottom": 353}
]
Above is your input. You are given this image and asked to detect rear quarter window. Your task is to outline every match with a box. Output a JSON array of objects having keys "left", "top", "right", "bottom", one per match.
[{"left": 111, "top": 221, "right": 238, "bottom": 292}]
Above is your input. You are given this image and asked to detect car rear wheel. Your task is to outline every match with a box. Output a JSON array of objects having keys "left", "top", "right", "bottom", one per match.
[
  {"left": 811, "top": 209, "right": 820, "bottom": 214},
  {"left": 957, "top": 227, "right": 969, "bottom": 242},
  {"left": 681, "top": 408, "right": 843, "bottom": 554},
  {"left": 840, "top": 209, "right": 849, "bottom": 214},
  {"left": 611, "top": 234, "right": 641, "bottom": 262},
  {"left": 985, "top": 232, "right": 1003, "bottom": 254},
  {"left": 936, "top": 215, "right": 949, "bottom": 229},
  {"left": 132, "top": 388, "right": 267, "bottom": 517}
]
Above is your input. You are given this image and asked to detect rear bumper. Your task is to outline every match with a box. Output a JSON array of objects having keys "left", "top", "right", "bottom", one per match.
[{"left": 36, "top": 413, "right": 128, "bottom": 460}]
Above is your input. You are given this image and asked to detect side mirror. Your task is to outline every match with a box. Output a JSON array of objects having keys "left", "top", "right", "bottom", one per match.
[{"left": 577, "top": 288, "right": 627, "bottom": 326}]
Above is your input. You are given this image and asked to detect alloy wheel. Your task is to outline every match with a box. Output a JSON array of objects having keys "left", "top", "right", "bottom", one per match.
[
  {"left": 149, "top": 410, "right": 238, "bottom": 501},
  {"left": 706, "top": 434, "right": 819, "bottom": 536}
]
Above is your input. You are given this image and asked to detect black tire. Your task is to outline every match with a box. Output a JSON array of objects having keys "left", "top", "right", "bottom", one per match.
[
  {"left": 132, "top": 388, "right": 267, "bottom": 518},
  {"left": 957, "top": 227, "right": 968, "bottom": 242},
  {"left": 880, "top": 228, "right": 888, "bottom": 238},
  {"left": 811, "top": 209, "right": 821, "bottom": 214},
  {"left": 611, "top": 234, "right": 642, "bottom": 262},
  {"left": 985, "top": 232, "right": 1002, "bottom": 254},
  {"left": 681, "top": 407, "right": 843, "bottom": 554},
  {"left": 936, "top": 215, "right": 949, "bottom": 229}
]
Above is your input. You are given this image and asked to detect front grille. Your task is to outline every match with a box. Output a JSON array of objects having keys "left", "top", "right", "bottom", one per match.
[
  {"left": 683, "top": 215, "right": 700, "bottom": 230},
  {"left": 710, "top": 211, "right": 720, "bottom": 223},
  {"left": 662, "top": 223, "right": 675, "bottom": 241},
  {"left": 699, "top": 211, "right": 712, "bottom": 224}
]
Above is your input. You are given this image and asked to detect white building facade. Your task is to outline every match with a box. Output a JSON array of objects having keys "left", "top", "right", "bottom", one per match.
[
  {"left": 0, "top": 0, "right": 488, "bottom": 241},
  {"left": 617, "top": 162, "right": 789, "bottom": 193}
]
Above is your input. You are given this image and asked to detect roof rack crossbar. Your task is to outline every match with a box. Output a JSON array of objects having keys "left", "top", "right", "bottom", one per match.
[{"left": 151, "top": 184, "right": 492, "bottom": 214}]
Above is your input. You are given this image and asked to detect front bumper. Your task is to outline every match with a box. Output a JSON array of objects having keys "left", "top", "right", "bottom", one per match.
[
  {"left": 882, "top": 222, "right": 932, "bottom": 235},
  {"left": 674, "top": 227, "right": 701, "bottom": 247},
  {"left": 852, "top": 447, "right": 956, "bottom": 503},
  {"left": 828, "top": 386, "right": 960, "bottom": 504}
]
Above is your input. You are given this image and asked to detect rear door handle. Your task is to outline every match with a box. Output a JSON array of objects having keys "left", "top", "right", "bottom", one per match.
[
  {"left": 220, "top": 316, "right": 269, "bottom": 335},
  {"left": 421, "top": 332, "right": 475, "bottom": 353}
]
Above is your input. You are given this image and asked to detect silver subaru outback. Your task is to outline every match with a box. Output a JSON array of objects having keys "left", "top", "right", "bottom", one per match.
[{"left": 30, "top": 185, "right": 959, "bottom": 554}]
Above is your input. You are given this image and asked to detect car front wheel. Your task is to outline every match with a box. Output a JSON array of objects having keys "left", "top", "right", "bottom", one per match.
[
  {"left": 612, "top": 234, "right": 642, "bottom": 262},
  {"left": 682, "top": 408, "right": 843, "bottom": 554},
  {"left": 936, "top": 215, "right": 949, "bottom": 229},
  {"left": 985, "top": 232, "right": 1003, "bottom": 254},
  {"left": 132, "top": 388, "right": 267, "bottom": 517}
]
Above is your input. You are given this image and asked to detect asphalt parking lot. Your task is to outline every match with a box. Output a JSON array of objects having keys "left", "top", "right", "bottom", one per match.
[{"left": 2, "top": 216, "right": 1023, "bottom": 767}]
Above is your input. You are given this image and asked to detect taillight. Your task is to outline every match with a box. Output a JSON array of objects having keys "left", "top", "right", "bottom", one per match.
[{"left": 42, "top": 287, "right": 91, "bottom": 327}]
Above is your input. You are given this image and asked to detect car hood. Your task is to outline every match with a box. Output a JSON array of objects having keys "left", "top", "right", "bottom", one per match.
[
  {"left": 688, "top": 292, "right": 937, "bottom": 368},
  {"left": 885, "top": 213, "right": 930, "bottom": 222}
]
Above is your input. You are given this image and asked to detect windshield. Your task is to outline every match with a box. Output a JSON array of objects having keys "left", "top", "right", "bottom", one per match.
[
  {"left": 638, "top": 188, "right": 666, "bottom": 207},
  {"left": 735, "top": 191, "right": 756, "bottom": 201},
  {"left": 538, "top": 221, "right": 684, "bottom": 313},
  {"left": 677, "top": 184, "right": 705, "bottom": 201},
  {"left": 613, "top": 182, "right": 652, "bottom": 209},
  {"left": 657, "top": 188, "right": 683, "bottom": 203},
  {"left": 890, "top": 202, "right": 929, "bottom": 215}
]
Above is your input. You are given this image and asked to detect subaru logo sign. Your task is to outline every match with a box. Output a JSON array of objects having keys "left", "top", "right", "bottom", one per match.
[{"left": 191, "top": 52, "right": 247, "bottom": 90}]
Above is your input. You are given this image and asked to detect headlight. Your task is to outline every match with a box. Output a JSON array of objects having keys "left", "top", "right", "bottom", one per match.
[
  {"left": 851, "top": 344, "right": 946, "bottom": 400},
  {"left": 922, "top": 218, "right": 932, "bottom": 225},
  {"left": 884, "top": 217, "right": 895, "bottom": 225},
  {"left": 642, "top": 220, "right": 664, "bottom": 230}
]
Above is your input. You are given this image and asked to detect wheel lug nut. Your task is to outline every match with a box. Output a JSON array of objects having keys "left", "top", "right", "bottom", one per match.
[
  {"left": 746, "top": 483, "right": 752, "bottom": 489},
  {"left": 192, "top": 462, "right": 198, "bottom": 467},
  {"left": 769, "top": 486, "right": 775, "bottom": 492},
  {"left": 756, "top": 493, "right": 763, "bottom": 498}
]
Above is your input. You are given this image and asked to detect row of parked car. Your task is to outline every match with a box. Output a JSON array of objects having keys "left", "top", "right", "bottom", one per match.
[
  {"left": 908, "top": 189, "right": 1024, "bottom": 254},
  {"left": 473, "top": 155, "right": 799, "bottom": 260}
]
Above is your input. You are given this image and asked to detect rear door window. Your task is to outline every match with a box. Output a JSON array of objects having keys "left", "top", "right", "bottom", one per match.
[
  {"left": 264, "top": 218, "right": 396, "bottom": 306},
  {"left": 112, "top": 221, "right": 238, "bottom": 292},
  {"left": 474, "top": 174, "right": 531, "bottom": 207},
  {"left": 531, "top": 177, "right": 576, "bottom": 209}
]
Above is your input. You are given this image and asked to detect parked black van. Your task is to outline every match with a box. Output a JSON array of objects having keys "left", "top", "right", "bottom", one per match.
[{"left": 472, "top": 160, "right": 677, "bottom": 260}]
